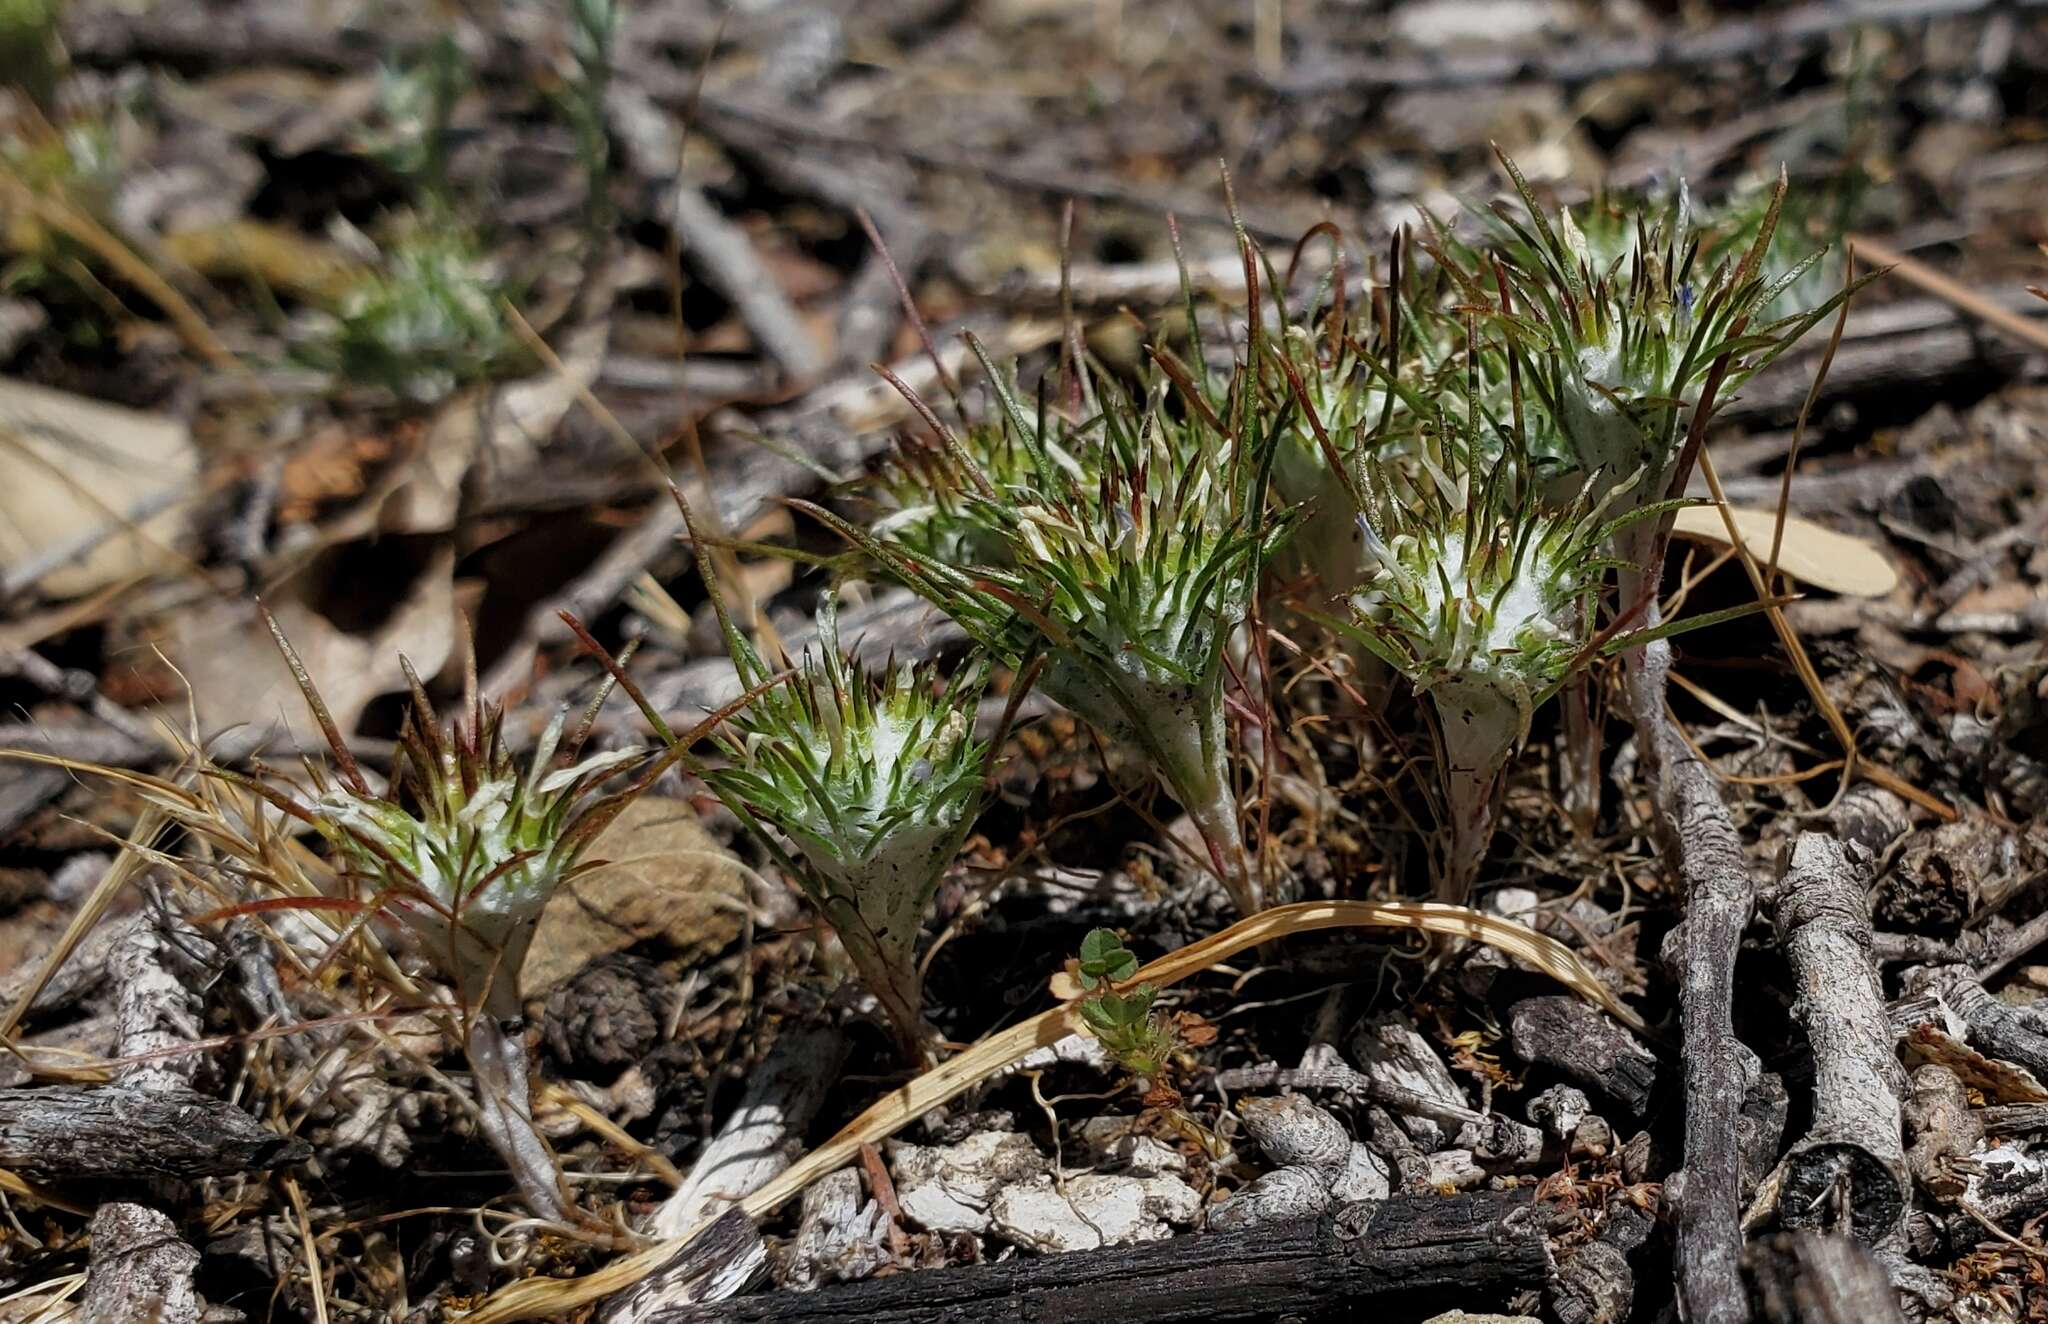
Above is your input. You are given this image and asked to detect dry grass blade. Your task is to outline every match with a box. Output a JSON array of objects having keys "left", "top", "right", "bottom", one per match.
[
  {"left": 0, "top": 803, "right": 171, "bottom": 1047},
  {"left": 0, "top": 162, "right": 246, "bottom": 376},
  {"left": 538, "top": 1083, "right": 685, "bottom": 1187},
  {"left": 285, "top": 1174, "right": 333, "bottom": 1324},
  {"left": 0, "top": 1165, "right": 88, "bottom": 1215},
  {"left": 1847, "top": 233, "right": 2048, "bottom": 354},
  {"left": 1692, "top": 446, "right": 1954, "bottom": 821},
  {"left": 463, "top": 899, "right": 1638, "bottom": 1322}
]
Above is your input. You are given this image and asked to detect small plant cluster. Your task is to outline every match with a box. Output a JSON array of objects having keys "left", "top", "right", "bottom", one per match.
[
  {"left": 809, "top": 329, "right": 1295, "bottom": 920},
  {"left": 258, "top": 650, "right": 648, "bottom": 1021},
  {"left": 622, "top": 159, "right": 1863, "bottom": 1059},
  {"left": 1070, "top": 928, "right": 1175, "bottom": 1079},
  {"left": 315, "top": 224, "right": 512, "bottom": 403},
  {"left": 299, "top": 1, "right": 619, "bottom": 402},
  {"left": 1268, "top": 159, "right": 1861, "bottom": 897}
]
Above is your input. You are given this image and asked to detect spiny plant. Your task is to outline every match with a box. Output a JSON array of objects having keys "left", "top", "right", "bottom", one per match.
[
  {"left": 199, "top": 615, "right": 706, "bottom": 1224},
  {"left": 258, "top": 648, "right": 647, "bottom": 1021},
  {"left": 313, "top": 224, "right": 513, "bottom": 402},
  {"left": 1446, "top": 152, "right": 1868, "bottom": 561},
  {"left": 1701, "top": 172, "right": 1854, "bottom": 323},
  {"left": 862, "top": 419, "right": 1066, "bottom": 569},
  {"left": 810, "top": 333, "right": 1297, "bottom": 919},
  {"left": 1328, "top": 405, "right": 1667, "bottom": 899},
  {"left": 630, "top": 490, "right": 996, "bottom": 1063}
]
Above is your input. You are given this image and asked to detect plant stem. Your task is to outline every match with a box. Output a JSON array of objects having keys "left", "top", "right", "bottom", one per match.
[
  {"left": 1156, "top": 689, "right": 1260, "bottom": 916},
  {"left": 1439, "top": 764, "right": 1503, "bottom": 904},
  {"left": 464, "top": 1017, "right": 570, "bottom": 1224},
  {"left": 825, "top": 898, "right": 937, "bottom": 1065}
]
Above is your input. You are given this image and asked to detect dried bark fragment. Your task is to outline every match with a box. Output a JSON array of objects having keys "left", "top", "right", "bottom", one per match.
[
  {"left": 1507, "top": 996, "right": 1659, "bottom": 1118},
  {"left": 1348, "top": 1014, "right": 1472, "bottom": 1148},
  {"left": 600, "top": 1209, "right": 769, "bottom": 1324},
  {"left": 1764, "top": 833, "right": 1909, "bottom": 1244},
  {"left": 1744, "top": 1232, "right": 1907, "bottom": 1324},
  {"left": 1826, "top": 785, "right": 1913, "bottom": 860},
  {"left": 783, "top": 1169, "right": 891, "bottom": 1290},
  {"left": 991, "top": 1171, "right": 1201, "bottom": 1251},
  {"left": 79, "top": 1202, "right": 202, "bottom": 1324},
  {"left": 888, "top": 1130, "right": 1048, "bottom": 1235},
  {"left": 0, "top": 1085, "right": 309, "bottom": 1179},
  {"left": 1550, "top": 1199, "right": 1656, "bottom": 1324},
  {"left": 1912, "top": 966, "right": 2048, "bottom": 1080}
]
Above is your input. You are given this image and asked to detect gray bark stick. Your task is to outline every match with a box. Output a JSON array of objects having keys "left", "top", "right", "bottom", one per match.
[
  {"left": 0, "top": 1086, "right": 309, "bottom": 1179},
  {"left": 80, "top": 908, "right": 210, "bottom": 1321},
  {"left": 1914, "top": 966, "right": 2048, "bottom": 1079},
  {"left": 1631, "top": 633, "right": 1757, "bottom": 1324},
  {"left": 650, "top": 1026, "right": 850, "bottom": 1239},
  {"left": 1507, "top": 996, "right": 1661, "bottom": 1119},
  {"left": 1744, "top": 1231, "right": 1909, "bottom": 1324},
  {"left": 1764, "top": 834, "right": 1909, "bottom": 1243},
  {"left": 79, "top": 1202, "right": 202, "bottom": 1324}
]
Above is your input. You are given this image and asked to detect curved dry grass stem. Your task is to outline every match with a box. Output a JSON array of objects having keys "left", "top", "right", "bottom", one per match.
[
  {"left": 0, "top": 163, "right": 246, "bottom": 376},
  {"left": 464, "top": 898, "right": 1637, "bottom": 1322},
  {"left": 0, "top": 803, "right": 171, "bottom": 1046},
  {"left": 1691, "top": 446, "right": 1953, "bottom": 822}
]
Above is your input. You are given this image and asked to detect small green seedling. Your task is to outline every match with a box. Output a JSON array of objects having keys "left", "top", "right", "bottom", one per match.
[
  {"left": 317, "top": 225, "right": 513, "bottom": 402},
  {"left": 1072, "top": 929, "right": 1175, "bottom": 1079}
]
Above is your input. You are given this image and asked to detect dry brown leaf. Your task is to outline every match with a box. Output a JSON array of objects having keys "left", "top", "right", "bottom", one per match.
[
  {"left": 0, "top": 378, "right": 199, "bottom": 598},
  {"left": 156, "top": 544, "right": 456, "bottom": 752},
  {"left": 1669, "top": 504, "right": 1897, "bottom": 598},
  {"left": 522, "top": 796, "right": 747, "bottom": 996}
]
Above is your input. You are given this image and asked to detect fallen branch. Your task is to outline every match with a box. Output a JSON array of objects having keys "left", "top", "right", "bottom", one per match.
[
  {"left": 1764, "top": 834, "right": 1908, "bottom": 1243},
  {"left": 1662, "top": 723, "right": 1760, "bottom": 1324},
  {"left": 0, "top": 1084, "right": 309, "bottom": 1181},
  {"left": 655, "top": 1190, "right": 1551, "bottom": 1324},
  {"left": 1631, "top": 630, "right": 1758, "bottom": 1324}
]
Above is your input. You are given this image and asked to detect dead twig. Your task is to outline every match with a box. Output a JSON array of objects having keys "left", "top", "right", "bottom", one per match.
[{"left": 1849, "top": 232, "right": 2048, "bottom": 355}]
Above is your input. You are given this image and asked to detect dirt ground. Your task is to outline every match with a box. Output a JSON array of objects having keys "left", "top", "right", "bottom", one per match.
[{"left": 2, "top": 1, "right": 2048, "bottom": 1321}]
